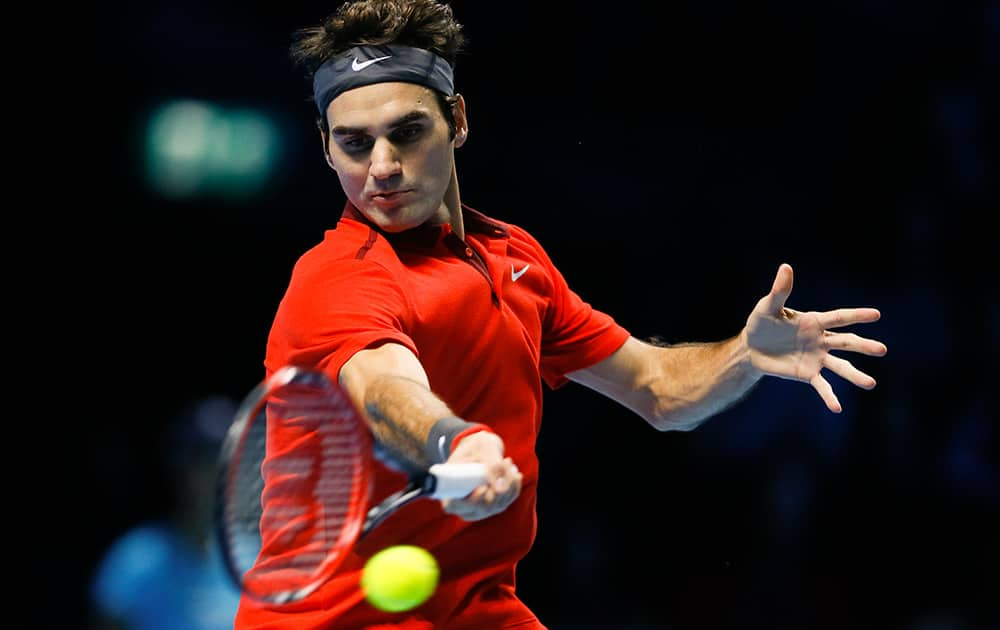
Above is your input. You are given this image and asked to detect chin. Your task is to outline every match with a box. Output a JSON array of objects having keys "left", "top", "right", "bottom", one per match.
[
  {"left": 368, "top": 211, "right": 420, "bottom": 234},
  {"left": 378, "top": 222, "right": 411, "bottom": 233},
  {"left": 366, "top": 204, "right": 434, "bottom": 233}
]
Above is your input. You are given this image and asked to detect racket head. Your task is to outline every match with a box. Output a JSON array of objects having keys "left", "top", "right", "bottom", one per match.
[{"left": 215, "top": 365, "right": 374, "bottom": 604}]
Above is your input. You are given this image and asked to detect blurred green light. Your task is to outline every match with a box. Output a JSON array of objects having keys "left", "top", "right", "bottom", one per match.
[{"left": 145, "top": 99, "right": 281, "bottom": 201}]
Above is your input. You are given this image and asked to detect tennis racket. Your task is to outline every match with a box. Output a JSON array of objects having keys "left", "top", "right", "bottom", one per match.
[{"left": 214, "top": 365, "right": 487, "bottom": 604}]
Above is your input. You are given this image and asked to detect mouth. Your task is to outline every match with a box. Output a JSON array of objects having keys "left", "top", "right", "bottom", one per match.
[{"left": 370, "top": 189, "right": 412, "bottom": 206}]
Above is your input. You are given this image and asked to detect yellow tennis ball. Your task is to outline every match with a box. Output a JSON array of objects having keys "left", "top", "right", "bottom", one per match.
[{"left": 361, "top": 545, "right": 439, "bottom": 612}]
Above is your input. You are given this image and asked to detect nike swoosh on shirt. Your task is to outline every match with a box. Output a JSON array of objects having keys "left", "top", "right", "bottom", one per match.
[
  {"left": 511, "top": 264, "right": 531, "bottom": 282},
  {"left": 352, "top": 55, "right": 392, "bottom": 71}
]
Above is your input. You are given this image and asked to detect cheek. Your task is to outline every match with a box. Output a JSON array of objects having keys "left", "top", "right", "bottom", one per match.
[
  {"left": 419, "top": 145, "right": 453, "bottom": 183},
  {"left": 335, "top": 165, "right": 366, "bottom": 195}
]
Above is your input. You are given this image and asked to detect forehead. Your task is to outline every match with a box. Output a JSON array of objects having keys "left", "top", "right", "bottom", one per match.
[{"left": 326, "top": 82, "right": 441, "bottom": 128}]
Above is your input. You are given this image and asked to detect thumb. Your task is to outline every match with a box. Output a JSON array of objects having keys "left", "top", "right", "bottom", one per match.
[{"left": 765, "top": 263, "right": 794, "bottom": 313}]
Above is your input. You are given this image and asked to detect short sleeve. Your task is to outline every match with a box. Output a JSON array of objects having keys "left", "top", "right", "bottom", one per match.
[
  {"left": 520, "top": 231, "right": 629, "bottom": 389},
  {"left": 265, "top": 256, "right": 417, "bottom": 380}
]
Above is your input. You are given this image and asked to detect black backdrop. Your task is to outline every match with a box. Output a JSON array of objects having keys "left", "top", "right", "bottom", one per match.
[{"left": 70, "top": 1, "right": 998, "bottom": 628}]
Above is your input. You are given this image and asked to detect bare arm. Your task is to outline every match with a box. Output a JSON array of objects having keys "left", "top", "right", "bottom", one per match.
[
  {"left": 339, "top": 342, "right": 522, "bottom": 519},
  {"left": 568, "top": 334, "right": 760, "bottom": 431},
  {"left": 568, "top": 263, "right": 888, "bottom": 431},
  {"left": 340, "top": 343, "right": 455, "bottom": 467}
]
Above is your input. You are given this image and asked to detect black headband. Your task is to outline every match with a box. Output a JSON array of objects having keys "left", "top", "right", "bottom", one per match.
[{"left": 313, "top": 44, "right": 455, "bottom": 117}]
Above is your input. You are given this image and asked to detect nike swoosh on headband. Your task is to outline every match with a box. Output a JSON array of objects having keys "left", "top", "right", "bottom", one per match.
[{"left": 352, "top": 55, "right": 392, "bottom": 71}]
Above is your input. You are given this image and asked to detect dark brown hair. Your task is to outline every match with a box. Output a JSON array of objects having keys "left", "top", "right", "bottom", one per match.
[{"left": 291, "top": 0, "right": 466, "bottom": 133}]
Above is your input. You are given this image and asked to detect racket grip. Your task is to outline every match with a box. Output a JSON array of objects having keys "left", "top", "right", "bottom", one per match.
[{"left": 427, "top": 463, "right": 488, "bottom": 499}]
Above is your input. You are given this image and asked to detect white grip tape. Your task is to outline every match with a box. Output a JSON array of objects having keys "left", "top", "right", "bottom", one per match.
[{"left": 428, "top": 463, "right": 488, "bottom": 499}]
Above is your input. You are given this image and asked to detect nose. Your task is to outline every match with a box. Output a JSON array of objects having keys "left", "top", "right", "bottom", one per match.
[{"left": 369, "top": 138, "right": 401, "bottom": 180}]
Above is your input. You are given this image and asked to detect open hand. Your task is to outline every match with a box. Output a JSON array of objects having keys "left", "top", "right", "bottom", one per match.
[{"left": 745, "top": 263, "right": 888, "bottom": 413}]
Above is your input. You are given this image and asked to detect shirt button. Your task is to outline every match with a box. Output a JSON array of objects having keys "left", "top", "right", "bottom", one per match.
[{"left": 464, "top": 247, "right": 473, "bottom": 257}]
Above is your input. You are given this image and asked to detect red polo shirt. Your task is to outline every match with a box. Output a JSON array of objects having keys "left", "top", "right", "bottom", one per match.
[{"left": 236, "top": 202, "right": 629, "bottom": 629}]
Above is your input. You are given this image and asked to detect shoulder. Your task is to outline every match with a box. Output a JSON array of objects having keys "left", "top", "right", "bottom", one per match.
[
  {"left": 275, "top": 222, "right": 409, "bottom": 323},
  {"left": 500, "top": 220, "right": 561, "bottom": 270},
  {"left": 463, "top": 203, "right": 550, "bottom": 253},
  {"left": 506, "top": 222, "right": 547, "bottom": 249},
  {"left": 290, "top": 220, "right": 398, "bottom": 284}
]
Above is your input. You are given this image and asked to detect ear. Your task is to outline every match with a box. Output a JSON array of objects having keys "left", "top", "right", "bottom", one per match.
[
  {"left": 320, "top": 129, "right": 337, "bottom": 171},
  {"left": 452, "top": 94, "right": 469, "bottom": 148}
]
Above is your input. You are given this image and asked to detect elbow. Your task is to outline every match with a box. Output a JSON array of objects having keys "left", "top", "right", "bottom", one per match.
[
  {"left": 646, "top": 410, "right": 704, "bottom": 433},
  {"left": 627, "top": 368, "right": 706, "bottom": 432},
  {"left": 644, "top": 388, "right": 711, "bottom": 431}
]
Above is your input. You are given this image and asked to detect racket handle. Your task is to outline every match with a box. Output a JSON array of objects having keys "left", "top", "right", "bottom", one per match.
[{"left": 427, "top": 463, "right": 488, "bottom": 499}]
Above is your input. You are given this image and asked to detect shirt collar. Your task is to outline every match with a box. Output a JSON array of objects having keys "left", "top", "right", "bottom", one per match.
[{"left": 339, "top": 202, "right": 509, "bottom": 248}]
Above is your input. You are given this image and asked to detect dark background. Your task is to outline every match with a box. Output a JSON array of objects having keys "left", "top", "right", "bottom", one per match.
[{"left": 71, "top": 1, "right": 997, "bottom": 628}]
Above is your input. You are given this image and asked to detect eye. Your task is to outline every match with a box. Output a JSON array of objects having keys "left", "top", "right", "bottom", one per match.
[
  {"left": 391, "top": 124, "right": 424, "bottom": 143},
  {"left": 339, "top": 135, "right": 373, "bottom": 153}
]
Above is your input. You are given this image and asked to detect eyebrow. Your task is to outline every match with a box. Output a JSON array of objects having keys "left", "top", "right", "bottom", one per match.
[{"left": 330, "top": 111, "right": 431, "bottom": 136}]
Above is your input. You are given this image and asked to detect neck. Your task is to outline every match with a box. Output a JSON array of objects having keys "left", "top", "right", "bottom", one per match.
[{"left": 442, "top": 165, "right": 464, "bottom": 240}]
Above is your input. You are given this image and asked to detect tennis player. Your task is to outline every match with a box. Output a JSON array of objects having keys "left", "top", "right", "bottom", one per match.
[{"left": 236, "top": 1, "right": 888, "bottom": 627}]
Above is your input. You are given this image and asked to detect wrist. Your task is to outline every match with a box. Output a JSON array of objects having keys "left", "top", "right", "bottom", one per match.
[
  {"left": 425, "top": 416, "right": 493, "bottom": 464},
  {"left": 737, "top": 328, "right": 763, "bottom": 379}
]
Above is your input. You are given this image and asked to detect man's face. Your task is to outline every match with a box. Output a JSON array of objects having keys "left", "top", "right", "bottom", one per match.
[{"left": 323, "top": 82, "right": 464, "bottom": 232}]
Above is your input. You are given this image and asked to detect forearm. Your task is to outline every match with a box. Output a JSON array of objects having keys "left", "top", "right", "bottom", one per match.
[
  {"left": 643, "top": 332, "right": 761, "bottom": 430},
  {"left": 338, "top": 343, "right": 518, "bottom": 521},
  {"left": 339, "top": 343, "right": 491, "bottom": 469},
  {"left": 361, "top": 373, "right": 456, "bottom": 468},
  {"left": 569, "top": 334, "right": 762, "bottom": 432}
]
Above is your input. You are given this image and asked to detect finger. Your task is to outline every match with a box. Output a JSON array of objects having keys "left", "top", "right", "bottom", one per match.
[
  {"left": 444, "top": 460, "right": 521, "bottom": 519},
  {"left": 824, "top": 354, "right": 877, "bottom": 390},
  {"left": 816, "top": 308, "right": 881, "bottom": 329},
  {"left": 765, "top": 263, "right": 794, "bottom": 313},
  {"left": 810, "top": 373, "right": 841, "bottom": 413},
  {"left": 449, "top": 491, "right": 506, "bottom": 520},
  {"left": 468, "top": 483, "right": 491, "bottom": 503},
  {"left": 445, "top": 491, "right": 492, "bottom": 517},
  {"left": 491, "top": 474, "right": 510, "bottom": 494},
  {"left": 444, "top": 502, "right": 490, "bottom": 520},
  {"left": 490, "top": 457, "right": 517, "bottom": 494},
  {"left": 497, "top": 469, "right": 522, "bottom": 509},
  {"left": 481, "top": 486, "right": 497, "bottom": 504},
  {"left": 824, "top": 331, "right": 888, "bottom": 356}
]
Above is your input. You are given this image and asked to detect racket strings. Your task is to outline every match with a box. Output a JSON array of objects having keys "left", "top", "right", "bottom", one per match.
[{"left": 227, "top": 380, "right": 372, "bottom": 598}]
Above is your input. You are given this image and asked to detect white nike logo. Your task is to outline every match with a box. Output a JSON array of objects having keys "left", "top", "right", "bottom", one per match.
[
  {"left": 437, "top": 435, "right": 447, "bottom": 461},
  {"left": 511, "top": 264, "right": 530, "bottom": 282},
  {"left": 351, "top": 55, "right": 392, "bottom": 71}
]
